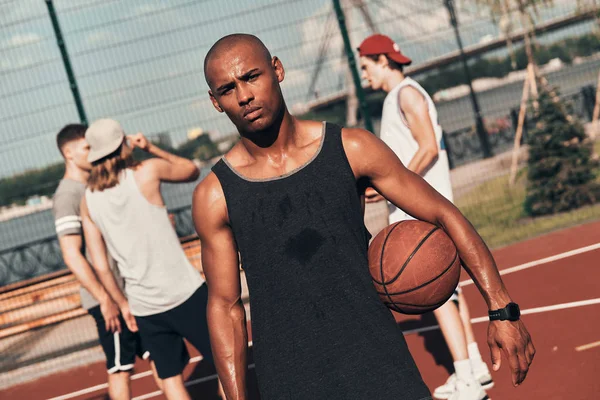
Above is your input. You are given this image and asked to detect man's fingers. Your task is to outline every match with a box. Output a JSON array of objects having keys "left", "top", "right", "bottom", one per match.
[
  {"left": 528, "top": 341, "right": 536, "bottom": 363},
  {"left": 506, "top": 347, "right": 522, "bottom": 386},
  {"left": 516, "top": 352, "right": 530, "bottom": 385},
  {"left": 489, "top": 341, "right": 502, "bottom": 371},
  {"left": 114, "top": 318, "right": 122, "bottom": 334},
  {"left": 126, "top": 315, "right": 139, "bottom": 332}
]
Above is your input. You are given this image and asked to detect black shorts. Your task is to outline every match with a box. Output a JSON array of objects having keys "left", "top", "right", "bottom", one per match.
[
  {"left": 88, "top": 306, "right": 148, "bottom": 374},
  {"left": 136, "top": 284, "right": 213, "bottom": 379}
]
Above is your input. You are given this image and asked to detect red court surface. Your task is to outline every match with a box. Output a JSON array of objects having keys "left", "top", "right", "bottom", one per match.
[{"left": 3, "top": 220, "right": 600, "bottom": 400}]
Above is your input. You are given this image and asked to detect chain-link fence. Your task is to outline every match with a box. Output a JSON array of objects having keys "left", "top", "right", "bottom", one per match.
[{"left": 2, "top": 0, "right": 600, "bottom": 395}]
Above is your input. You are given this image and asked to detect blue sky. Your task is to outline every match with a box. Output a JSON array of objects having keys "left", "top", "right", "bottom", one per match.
[{"left": 0, "top": 0, "right": 581, "bottom": 178}]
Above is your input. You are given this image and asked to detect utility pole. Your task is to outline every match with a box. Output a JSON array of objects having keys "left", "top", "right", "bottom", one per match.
[
  {"left": 444, "top": 0, "right": 492, "bottom": 158},
  {"left": 332, "top": 0, "right": 374, "bottom": 133},
  {"left": 45, "top": 0, "right": 88, "bottom": 124}
]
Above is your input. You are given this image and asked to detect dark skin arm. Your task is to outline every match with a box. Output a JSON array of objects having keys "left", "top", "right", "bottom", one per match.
[
  {"left": 342, "top": 127, "right": 535, "bottom": 387},
  {"left": 192, "top": 173, "right": 248, "bottom": 400}
]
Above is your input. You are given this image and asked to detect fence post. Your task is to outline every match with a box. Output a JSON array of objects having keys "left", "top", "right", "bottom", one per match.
[
  {"left": 442, "top": 131, "right": 455, "bottom": 170},
  {"left": 45, "top": 0, "right": 87, "bottom": 125},
  {"left": 332, "top": 0, "right": 374, "bottom": 133},
  {"left": 583, "top": 85, "right": 595, "bottom": 121},
  {"left": 444, "top": 0, "right": 492, "bottom": 159}
]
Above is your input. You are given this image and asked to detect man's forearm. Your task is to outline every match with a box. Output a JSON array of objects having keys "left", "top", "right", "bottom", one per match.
[
  {"left": 65, "top": 254, "right": 110, "bottom": 304},
  {"left": 95, "top": 268, "right": 128, "bottom": 308},
  {"left": 440, "top": 211, "right": 512, "bottom": 310},
  {"left": 407, "top": 148, "right": 437, "bottom": 176},
  {"left": 208, "top": 300, "right": 248, "bottom": 400},
  {"left": 147, "top": 143, "right": 190, "bottom": 165}
]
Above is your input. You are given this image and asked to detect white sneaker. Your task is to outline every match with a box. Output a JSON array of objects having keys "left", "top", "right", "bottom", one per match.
[
  {"left": 448, "top": 378, "right": 489, "bottom": 400},
  {"left": 472, "top": 364, "right": 494, "bottom": 390},
  {"left": 433, "top": 374, "right": 457, "bottom": 399},
  {"left": 433, "top": 371, "right": 493, "bottom": 400}
]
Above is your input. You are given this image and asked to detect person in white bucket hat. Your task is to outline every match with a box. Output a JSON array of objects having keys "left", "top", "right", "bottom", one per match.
[{"left": 80, "top": 118, "right": 224, "bottom": 399}]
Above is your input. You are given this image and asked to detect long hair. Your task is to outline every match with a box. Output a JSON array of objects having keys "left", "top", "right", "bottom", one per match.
[{"left": 88, "top": 143, "right": 139, "bottom": 192}]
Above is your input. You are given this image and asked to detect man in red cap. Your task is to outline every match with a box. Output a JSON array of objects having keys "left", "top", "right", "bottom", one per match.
[{"left": 358, "top": 34, "right": 494, "bottom": 400}]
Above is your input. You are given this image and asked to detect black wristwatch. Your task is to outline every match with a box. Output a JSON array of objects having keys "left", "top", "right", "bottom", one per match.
[{"left": 488, "top": 302, "right": 521, "bottom": 321}]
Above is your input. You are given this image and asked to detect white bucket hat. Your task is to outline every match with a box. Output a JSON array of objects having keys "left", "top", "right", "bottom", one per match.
[{"left": 85, "top": 118, "right": 125, "bottom": 163}]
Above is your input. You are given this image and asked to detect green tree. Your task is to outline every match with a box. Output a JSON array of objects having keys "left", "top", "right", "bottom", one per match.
[
  {"left": 524, "top": 85, "right": 598, "bottom": 216},
  {"left": 0, "top": 163, "right": 65, "bottom": 207}
]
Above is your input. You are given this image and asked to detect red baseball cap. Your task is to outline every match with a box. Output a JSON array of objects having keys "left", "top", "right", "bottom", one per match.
[{"left": 357, "top": 34, "right": 412, "bottom": 66}]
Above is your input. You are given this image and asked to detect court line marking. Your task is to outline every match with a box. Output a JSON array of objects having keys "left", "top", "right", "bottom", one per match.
[
  {"left": 575, "top": 340, "right": 600, "bottom": 352},
  {"left": 132, "top": 364, "right": 257, "bottom": 400},
  {"left": 49, "top": 298, "right": 600, "bottom": 400},
  {"left": 46, "top": 243, "right": 600, "bottom": 399},
  {"left": 46, "top": 343, "right": 253, "bottom": 400},
  {"left": 403, "top": 298, "right": 600, "bottom": 335},
  {"left": 459, "top": 242, "right": 600, "bottom": 287}
]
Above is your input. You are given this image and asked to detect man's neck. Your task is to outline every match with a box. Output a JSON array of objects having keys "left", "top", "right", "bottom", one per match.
[
  {"left": 240, "top": 108, "right": 299, "bottom": 160},
  {"left": 383, "top": 70, "right": 406, "bottom": 93},
  {"left": 63, "top": 163, "right": 90, "bottom": 184}
]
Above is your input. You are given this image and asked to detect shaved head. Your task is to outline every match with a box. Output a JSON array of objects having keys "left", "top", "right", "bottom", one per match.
[{"left": 204, "top": 34, "right": 272, "bottom": 87}]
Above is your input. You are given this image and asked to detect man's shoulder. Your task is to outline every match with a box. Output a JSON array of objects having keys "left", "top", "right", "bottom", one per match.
[
  {"left": 53, "top": 180, "right": 85, "bottom": 208},
  {"left": 193, "top": 171, "right": 224, "bottom": 205}
]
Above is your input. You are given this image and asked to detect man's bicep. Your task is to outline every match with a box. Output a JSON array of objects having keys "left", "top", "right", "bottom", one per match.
[
  {"left": 193, "top": 176, "right": 241, "bottom": 302},
  {"left": 145, "top": 158, "right": 195, "bottom": 183},
  {"left": 400, "top": 89, "right": 437, "bottom": 148},
  {"left": 53, "top": 193, "right": 83, "bottom": 236}
]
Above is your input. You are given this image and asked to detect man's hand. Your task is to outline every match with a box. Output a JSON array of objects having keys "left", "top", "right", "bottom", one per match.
[
  {"left": 365, "top": 187, "right": 385, "bottom": 203},
  {"left": 120, "top": 303, "right": 139, "bottom": 332},
  {"left": 487, "top": 320, "right": 535, "bottom": 386},
  {"left": 127, "top": 133, "right": 149, "bottom": 151},
  {"left": 100, "top": 298, "right": 122, "bottom": 333}
]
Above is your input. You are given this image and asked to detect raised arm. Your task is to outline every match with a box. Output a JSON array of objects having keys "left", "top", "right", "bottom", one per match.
[
  {"left": 398, "top": 86, "right": 439, "bottom": 176},
  {"left": 129, "top": 133, "right": 200, "bottom": 183},
  {"left": 192, "top": 173, "right": 248, "bottom": 400},
  {"left": 342, "top": 127, "right": 534, "bottom": 386},
  {"left": 80, "top": 197, "right": 137, "bottom": 332}
]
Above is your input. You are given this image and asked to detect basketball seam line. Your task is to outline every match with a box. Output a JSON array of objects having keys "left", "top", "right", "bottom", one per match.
[
  {"left": 376, "top": 250, "right": 459, "bottom": 296},
  {"left": 384, "top": 296, "right": 452, "bottom": 309},
  {"left": 378, "top": 221, "right": 407, "bottom": 313},
  {"left": 373, "top": 225, "right": 440, "bottom": 286}
]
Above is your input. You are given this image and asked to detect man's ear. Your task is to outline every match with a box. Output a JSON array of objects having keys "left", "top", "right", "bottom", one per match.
[
  {"left": 209, "top": 90, "right": 224, "bottom": 113},
  {"left": 377, "top": 54, "right": 389, "bottom": 68},
  {"left": 62, "top": 144, "right": 73, "bottom": 160},
  {"left": 272, "top": 56, "right": 285, "bottom": 83}
]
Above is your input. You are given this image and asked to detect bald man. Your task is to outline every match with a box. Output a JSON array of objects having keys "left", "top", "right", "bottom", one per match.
[{"left": 192, "top": 34, "right": 534, "bottom": 400}]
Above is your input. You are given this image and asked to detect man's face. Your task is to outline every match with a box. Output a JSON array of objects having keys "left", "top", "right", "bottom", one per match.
[
  {"left": 64, "top": 138, "right": 92, "bottom": 171},
  {"left": 207, "top": 44, "right": 285, "bottom": 135},
  {"left": 360, "top": 56, "right": 386, "bottom": 91}
]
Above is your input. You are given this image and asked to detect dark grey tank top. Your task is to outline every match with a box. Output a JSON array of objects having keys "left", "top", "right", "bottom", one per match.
[{"left": 212, "top": 123, "right": 431, "bottom": 400}]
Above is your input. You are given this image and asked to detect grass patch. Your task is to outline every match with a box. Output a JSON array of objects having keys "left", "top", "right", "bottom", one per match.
[{"left": 456, "top": 170, "right": 600, "bottom": 249}]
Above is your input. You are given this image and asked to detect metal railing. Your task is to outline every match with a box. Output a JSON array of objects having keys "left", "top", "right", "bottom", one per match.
[
  {"left": 444, "top": 85, "right": 595, "bottom": 168},
  {"left": 0, "top": 206, "right": 196, "bottom": 286}
]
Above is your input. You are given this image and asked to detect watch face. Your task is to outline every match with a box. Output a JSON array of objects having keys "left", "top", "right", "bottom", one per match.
[{"left": 508, "top": 303, "right": 520, "bottom": 318}]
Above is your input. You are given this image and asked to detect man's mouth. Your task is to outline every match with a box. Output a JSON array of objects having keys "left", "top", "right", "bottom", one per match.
[{"left": 243, "top": 106, "right": 262, "bottom": 120}]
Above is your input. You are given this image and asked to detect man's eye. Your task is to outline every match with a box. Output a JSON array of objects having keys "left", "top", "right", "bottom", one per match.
[
  {"left": 249, "top": 74, "right": 259, "bottom": 81},
  {"left": 221, "top": 88, "right": 232, "bottom": 95}
]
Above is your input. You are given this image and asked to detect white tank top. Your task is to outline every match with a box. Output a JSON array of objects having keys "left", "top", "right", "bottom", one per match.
[
  {"left": 380, "top": 77, "right": 454, "bottom": 223},
  {"left": 85, "top": 169, "right": 203, "bottom": 316}
]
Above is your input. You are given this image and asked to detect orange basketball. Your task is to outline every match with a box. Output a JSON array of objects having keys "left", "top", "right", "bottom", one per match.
[{"left": 368, "top": 220, "right": 461, "bottom": 314}]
